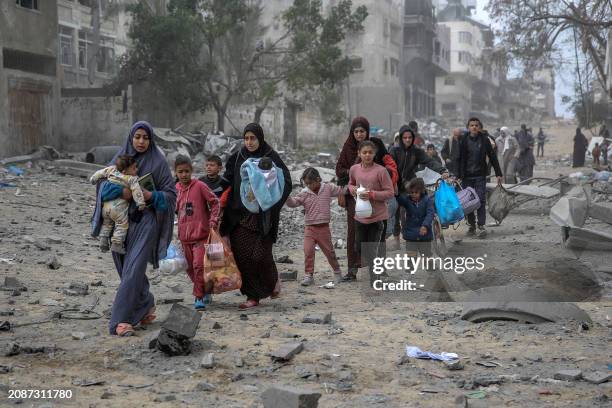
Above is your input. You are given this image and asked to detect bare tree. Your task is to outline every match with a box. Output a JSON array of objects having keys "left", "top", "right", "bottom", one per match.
[{"left": 487, "top": 0, "right": 611, "bottom": 89}]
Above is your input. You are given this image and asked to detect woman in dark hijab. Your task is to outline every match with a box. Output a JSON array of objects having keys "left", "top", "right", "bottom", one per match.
[
  {"left": 92, "top": 121, "right": 176, "bottom": 336},
  {"left": 220, "top": 123, "right": 292, "bottom": 309},
  {"left": 572, "top": 127, "right": 589, "bottom": 167},
  {"left": 335, "top": 116, "right": 370, "bottom": 281}
]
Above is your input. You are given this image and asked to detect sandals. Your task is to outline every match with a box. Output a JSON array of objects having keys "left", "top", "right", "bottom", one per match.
[
  {"left": 239, "top": 299, "right": 259, "bottom": 309},
  {"left": 139, "top": 306, "right": 156, "bottom": 325},
  {"left": 116, "top": 323, "right": 135, "bottom": 337}
]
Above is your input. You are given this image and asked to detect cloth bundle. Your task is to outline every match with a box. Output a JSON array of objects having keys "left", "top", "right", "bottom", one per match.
[{"left": 240, "top": 158, "right": 285, "bottom": 213}]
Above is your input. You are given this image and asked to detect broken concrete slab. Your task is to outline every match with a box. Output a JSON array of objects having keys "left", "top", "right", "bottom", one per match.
[
  {"left": 63, "top": 282, "right": 88, "bottom": 296},
  {"left": 271, "top": 342, "right": 304, "bottom": 362},
  {"left": 156, "top": 329, "right": 193, "bottom": 356},
  {"left": 553, "top": 369, "right": 582, "bottom": 381},
  {"left": 3, "top": 277, "right": 27, "bottom": 292},
  {"left": 0, "top": 146, "right": 60, "bottom": 166},
  {"left": 461, "top": 288, "right": 592, "bottom": 324},
  {"left": 47, "top": 256, "right": 62, "bottom": 270},
  {"left": 280, "top": 270, "right": 298, "bottom": 281},
  {"left": 51, "top": 160, "right": 104, "bottom": 179},
  {"left": 302, "top": 312, "right": 332, "bottom": 324},
  {"left": 583, "top": 371, "right": 611, "bottom": 384},
  {"left": 550, "top": 196, "right": 589, "bottom": 228},
  {"left": 200, "top": 353, "right": 215, "bottom": 369},
  {"left": 85, "top": 146, "right": 121, "bottom": 165},
  {"left": 162, "top": 303, "right": 201, "bottom": 338},
  {"left": 589, "top": 202, "right": 612, "bottom": 224},
  {"left": 261, "top": 385, "right": 321, "bottom": 408},
  {"left": 561, "top": 226, "right": 612, "bottom": 250},
  {"left": 23, "top": 235, "right": 50, "bottom": 250}
]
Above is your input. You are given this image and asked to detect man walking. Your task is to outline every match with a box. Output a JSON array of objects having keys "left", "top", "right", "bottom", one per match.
[
  {"left": 536, "top": 127, "right": 546, "bottom": 158},
  {"left": 441, "top": 128, "right": 462, "bottom": 176},
  {"left": 458, "top": 117, "right": 503, "bottom": 237}
]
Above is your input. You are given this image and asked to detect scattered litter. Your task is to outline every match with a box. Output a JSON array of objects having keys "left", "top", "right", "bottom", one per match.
[
  {"left": 405, "top": 345, "right": 458, "bottom": 361},
  {"left": 466, "top": 391, "right": 486, "bottom": 399},
  {"left": 319, "top": 282, "right": 335, "bottom": 289},
  {"left": 0, "top": 182, "right": 16, "bottom": 188},
  {"left": 6, "top": 165, "right": 24, "bottom": 176}
]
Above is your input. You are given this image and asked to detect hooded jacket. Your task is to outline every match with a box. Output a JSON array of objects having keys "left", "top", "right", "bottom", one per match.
[
  {"left": 389, "top": 125, "right": 444, "bottom": 192},
  {"left": 176, "top": 179, "right": 220, "bottom": 243},
  {"left": 397, "top": 191, "right": 434, "bottom": 241}
]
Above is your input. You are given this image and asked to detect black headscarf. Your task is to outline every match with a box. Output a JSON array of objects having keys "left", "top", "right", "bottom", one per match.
[{"left": 220, "top": 123, "right": 292, "bottom": 241}]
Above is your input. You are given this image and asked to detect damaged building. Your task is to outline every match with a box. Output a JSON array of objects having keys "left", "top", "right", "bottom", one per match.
[{"left": 0, "top": 0, "right": 61, "bottom": 158}]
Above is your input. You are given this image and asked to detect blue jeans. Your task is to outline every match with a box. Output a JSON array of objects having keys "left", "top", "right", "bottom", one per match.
[
  {"left": 386, "top": 197, "right": 398, "bottom": 239},
  {"left": 461, "top": 176, "right": 487, "bottom": 226}
]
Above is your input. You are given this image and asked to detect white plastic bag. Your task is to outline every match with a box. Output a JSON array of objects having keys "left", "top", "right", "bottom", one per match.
[{"left": 355, "top": 184, "right": 372, "bottom": 218}]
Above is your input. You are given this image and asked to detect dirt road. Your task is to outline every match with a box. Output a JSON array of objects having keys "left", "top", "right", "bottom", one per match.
[{"left": 0, "top": 121, "right": 610, "bottom": 407}]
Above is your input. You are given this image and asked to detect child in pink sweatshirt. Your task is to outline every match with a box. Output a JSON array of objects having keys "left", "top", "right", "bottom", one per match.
[
  {"left": 347, "top": 140, "right": 395, "bottom": 283},
  {"left": 286, "top": 167, "right": 345, "bottom": 285}
]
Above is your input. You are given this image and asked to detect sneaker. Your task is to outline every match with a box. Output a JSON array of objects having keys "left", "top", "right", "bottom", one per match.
[
  {"left": 203, "top": 294, "right": 213, "bottom": 305},
  {"left": 110, "top": 242, "right": 126, "bottom": 254},
  {"left": 194, "top": 297, "right": 206, "bottom": 310},
  {"left": 99, "top": 236, "right": 110, "bottom": 252},
  {"left": 467, "top": 224, "right": 476, "bottom": 236},
  {"left": 301, "top": 275, "right": 314, "bottom": 286},
  {"left": 477, "top": 225, "right": 487, "bottom": 237}
]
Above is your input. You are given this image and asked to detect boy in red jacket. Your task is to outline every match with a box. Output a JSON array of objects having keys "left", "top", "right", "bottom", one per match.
[{"left": 175, "top": 155, "right": 220, "bottom": 310}]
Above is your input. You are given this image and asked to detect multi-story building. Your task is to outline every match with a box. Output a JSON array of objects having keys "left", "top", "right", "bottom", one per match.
[
  {"left": 0, "top": 0, "right": 61, "bottom": 157},
  {"left": 344, "top": 0, "right": 405, "bottom": 131},
  {"left": 57, "top": 0, "right": 131, "bottom": 88},
  {"left": 434, "top": 0, "right": 502, "bottom": 124},
  {"left": 403, "top": 0, "right": 450, "bottom": 120},
  {"left": 532, "top": 66, "right": 556, "bottom": 119}
]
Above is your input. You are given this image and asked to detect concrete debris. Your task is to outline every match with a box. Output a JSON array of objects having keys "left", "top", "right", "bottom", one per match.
[
  {"left": 47, "top": 256, "right": 62, "bottom": 270},
  {"left": 51, "top": 159, "right": 104, "bottom": 179},
  {"left": 0, "top": 146, "right": 60, "bottom": 166},
  {"left": 550, "top": 197, "right": 589, "bottom": 228},
  {"left": 200, "top": 353, "right": 215, "bottom": 369},
  {"left": 194, "top": 382, "right": 217, "bottom": 392},
  {"left": 23, "top": 235, "right": 50, "bottom": 250},
  {"left": 261, "top": 385, "right": 321, "bottom": 408},
  {"left": 3, "top": 342, "right": 58, "bottom": 357},
  {"left": 302, "top": 312, "right": 332, "bottom": 325},
  {"left": 3, "top": 277, "right": 27, "bottom": 292},
  {"left": 280, "top": 270, "right": 298, "bottom": 281},
  {"left": 153, "top": 303, "right": 201, "bottom": 356},
  {"left": 63, "top": 282, "right": 88, "bottom": 296},
  {"left": 85, "top": 146, "right": 121, "bottom": 165},
  {"left": 461, "top": 289, "right": 592, "bottom": 324},
  {"left": 553, "top": 369, "right": 582, "bottom": 381},
  {"left": 582, "top": 371, "right": 611, "bottom": 384},
  {"left": 271, "top": 342, "right": 304, "bottom": 362},
  {"left": 276, "top": 255, "right": 294, "bottom": 264}
]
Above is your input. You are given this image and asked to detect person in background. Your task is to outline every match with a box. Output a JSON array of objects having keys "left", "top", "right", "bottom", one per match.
[
  {"left": 458, "top": 117, "right": 502, "bottom": 238},
  {"left": 199, "top": 155, "right": 230, "bottom": 204},
  {"left": 408, "top": 120, "right": 425, "bottom": 147},
  {"left": 592, "top": 143, "right": 601, "bottom": 168},
  {"left": 425, "top": 143, "right": 443, "bottom": 166},
  {"left": 516, "top": 124, "right": 535, "bottom": 182},
  {"left": 441, "top": 128, "right": 462, "bottom": 177},
  {"left": 536, "top": 128, "right": 546, "bottom": 158},
  {"left": 572, "top": 127, "right": 589, "bottom": 167}
]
